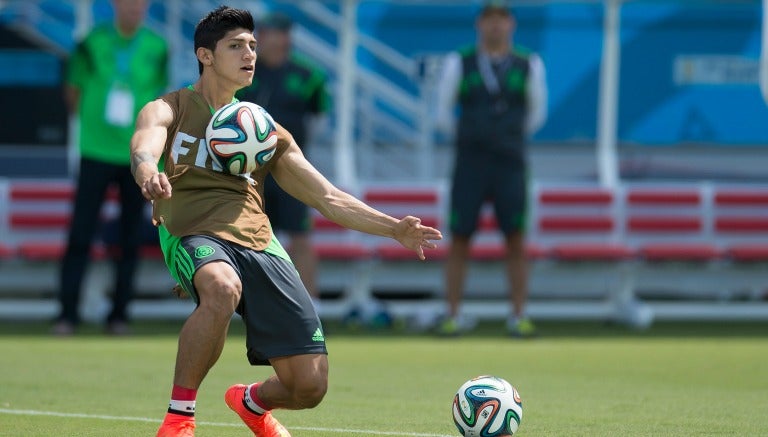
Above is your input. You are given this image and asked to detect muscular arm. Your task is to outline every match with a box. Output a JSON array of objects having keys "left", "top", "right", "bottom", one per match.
[
  {"left": 130, "top": 99, "right": 174, "bottom": 200},
  {"left": 270, "top": 126, "right": 442, "bottom": 259}
]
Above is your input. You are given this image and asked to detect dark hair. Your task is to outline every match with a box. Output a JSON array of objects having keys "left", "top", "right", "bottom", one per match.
[{"left": 194, "top": 6, "right": 254, "bottom": 74}]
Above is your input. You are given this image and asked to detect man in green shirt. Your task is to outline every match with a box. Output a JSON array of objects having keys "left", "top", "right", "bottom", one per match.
[{"left": 55, "top": 0, "right": 168, "bottom": 336}]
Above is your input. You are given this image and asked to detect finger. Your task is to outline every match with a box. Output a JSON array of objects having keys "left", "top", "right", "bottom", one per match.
[
  {"left": 416, "top": 246, "right": 426, "bottom": 260},
  {"left": 405, "top": 216, "right": 421, "bottom": 226},
  {"left": 141, "top": 188, "right": 153, "bottom": 201},
  {"left": 142, "top": 183, "right": 155, "bottom": 200},
  {"left": 161, "top": 186, "right": 172, "bottom": 198},
  {"left": 160, "top": 179, "right": 173, "bottom": 197},
  {"left": 425, "top": 230, "right": 443, "bottom": 240}
]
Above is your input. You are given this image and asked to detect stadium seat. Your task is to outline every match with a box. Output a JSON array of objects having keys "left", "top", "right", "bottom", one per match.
[
  {"left": 714, "top": 188, "right": 768, "bottom": 263},
  {"left": 625, "top": 187, "right": 719, "bottom": 262},
  {"left": 0, "top": 244, "right": 14, "bottom": 259}
]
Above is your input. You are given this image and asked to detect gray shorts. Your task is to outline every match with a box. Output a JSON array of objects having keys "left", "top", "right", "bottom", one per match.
[{"left": 177, "top": 235, "right": 327, "bottom": 365}]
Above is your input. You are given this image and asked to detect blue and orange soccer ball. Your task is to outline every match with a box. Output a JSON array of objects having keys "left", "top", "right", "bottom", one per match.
[
  {"left": 453, "top": 375, "right": 523, "bottom": 436},
  {"left": 205, "top": 101, "right": 278, "bottom": 175}
]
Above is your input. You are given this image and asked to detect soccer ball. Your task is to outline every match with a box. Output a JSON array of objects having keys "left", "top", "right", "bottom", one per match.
[
  {"left": 206, "top": 101, "right": 278, "bottom": 174},
  {"left": 452, "top": 375, "right": 523, "bottom": 437}
]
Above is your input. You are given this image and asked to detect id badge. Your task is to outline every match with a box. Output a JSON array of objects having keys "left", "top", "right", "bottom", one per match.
[{"left": 105, "top": 85, "right": 134, "bottom": 127}]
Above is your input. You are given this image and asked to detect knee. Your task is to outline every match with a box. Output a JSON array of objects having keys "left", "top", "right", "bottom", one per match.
[
  {"left": 198, "top": 275, "right": 241, "bottom": 314},
  {"left": 291, "top": 376, "right": 328, "bottom": 409}
]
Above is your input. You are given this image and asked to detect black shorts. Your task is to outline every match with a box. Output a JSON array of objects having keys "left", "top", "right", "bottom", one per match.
[
  {"left": 449, "top": 150, "right": 528, "bottom": 236},
  {"left": 264, "top": 175, "right": 311, "bottom": 233},
  {"left": 177, "top": 235, "right": 327, "bottom": 365}
]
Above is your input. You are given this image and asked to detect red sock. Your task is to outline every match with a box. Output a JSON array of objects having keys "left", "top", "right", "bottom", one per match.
[
  {"left": 168, "top": 385, "right": 197, "bottom": 416},
  {"left": 244, "top": 382, "right": 269, "bottom": 414}
]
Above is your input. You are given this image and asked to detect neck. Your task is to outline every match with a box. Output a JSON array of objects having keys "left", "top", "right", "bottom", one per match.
[
  {"left": 481, "top": 40, "right": 511, "bottom": 57},
  {"left": 116, "top": 22, "right": 139, "bottom": 38},
  {"left": 193, "top": 77, "right": 236, "bottom": 111},
  {"left": 259, "top": 52, "right": 288, "bottom": 68}
]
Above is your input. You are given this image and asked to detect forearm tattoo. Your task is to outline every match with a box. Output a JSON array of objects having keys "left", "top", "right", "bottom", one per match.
[{"left": 131, "top": 151, "right": 156, "bottom": 178}]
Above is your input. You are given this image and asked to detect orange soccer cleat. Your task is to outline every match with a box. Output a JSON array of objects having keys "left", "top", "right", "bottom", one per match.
[
  {"left": 156, "top": 413, "right": 195, "bottom": 437},
  {"left": 224, "top": 384, "right": 291, "bottom": 437}
]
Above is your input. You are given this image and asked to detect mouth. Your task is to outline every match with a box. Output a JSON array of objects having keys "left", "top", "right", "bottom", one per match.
[{"left": 241, "top": 65, "right": 254, "bottom": 72}]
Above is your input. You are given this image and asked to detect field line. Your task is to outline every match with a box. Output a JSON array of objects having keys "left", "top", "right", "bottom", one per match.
[{"left": 0, "top": 408, "right": 454, "bottom": 437}]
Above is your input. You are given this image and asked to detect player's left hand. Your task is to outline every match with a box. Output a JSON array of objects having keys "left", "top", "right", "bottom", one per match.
[{"left": 394, "top": 216, "right": 443, "bottom": 260}]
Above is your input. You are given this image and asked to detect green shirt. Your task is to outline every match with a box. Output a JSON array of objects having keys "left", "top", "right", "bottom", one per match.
[{"left": 66, "top": 24, "right": 168, "bottom": 164}]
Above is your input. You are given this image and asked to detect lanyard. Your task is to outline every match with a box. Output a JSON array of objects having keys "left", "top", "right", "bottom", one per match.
[
  {"left": 115, "top": 30, "right": 140, "bottom": 80},
  {"left": 477, "top": 52, "right": 511, "bottom": 96}
]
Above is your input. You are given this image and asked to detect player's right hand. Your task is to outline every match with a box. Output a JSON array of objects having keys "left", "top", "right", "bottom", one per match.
[{"left": 141, "top": 172, "right": 172, "bottom": 200}]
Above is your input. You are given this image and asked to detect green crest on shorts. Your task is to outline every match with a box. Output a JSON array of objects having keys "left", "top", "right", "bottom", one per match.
[{"left": 195, "top": 245, "right": 215, "bottom": 259}]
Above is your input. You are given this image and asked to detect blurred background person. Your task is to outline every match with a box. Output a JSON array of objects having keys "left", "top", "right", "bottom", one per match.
[
  {"left": 54, "top": 0, "right": 168, "bottom": 336},
  {"left": 237, "top": 11, "right": 330, "bottom": 312},
  {"left": 434, "top": 0, "right": 548, "bottom": 337}
]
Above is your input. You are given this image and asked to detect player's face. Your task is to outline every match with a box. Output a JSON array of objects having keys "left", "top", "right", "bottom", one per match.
[{"left": 211, "top": 29, "right": 257, "bottom": 87}]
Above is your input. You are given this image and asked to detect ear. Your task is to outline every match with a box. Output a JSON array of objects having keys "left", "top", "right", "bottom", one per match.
[{"left": 196, "top": 47, "right": 213, "bottom": 68}]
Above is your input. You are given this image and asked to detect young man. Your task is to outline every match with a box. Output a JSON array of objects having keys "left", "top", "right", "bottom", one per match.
[
  {"left": 435, "top": 0, "right": 548, "bottom": 337},
  {"left": 130, "top": 6, "right": 442, "bottom": 437}
]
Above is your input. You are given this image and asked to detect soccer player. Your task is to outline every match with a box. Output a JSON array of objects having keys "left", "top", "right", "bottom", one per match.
[{"left": 129, "top": 6, "right": 442, "bottom": 437}]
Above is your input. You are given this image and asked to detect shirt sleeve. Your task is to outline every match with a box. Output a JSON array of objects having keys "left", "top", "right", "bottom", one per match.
[
  {"left": 525, "top": 53, "right": 548, "bottom": 136},
  {"left": 434, "top": 51, "right": 462, "bottom": 135},
  {"left": 65, "top": 39, "right": 90, "bottom": 90},
  {"left": 158, "top": 42, "right": 170, "bottom": 94},
  {"left": 307, "top": 71, "right": 330, "bottom": 115}
]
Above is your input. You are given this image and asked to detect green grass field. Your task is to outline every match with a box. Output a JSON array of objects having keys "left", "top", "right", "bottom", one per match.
[{"left": 1, "top": 320, "right": 767, "bottom": 436}]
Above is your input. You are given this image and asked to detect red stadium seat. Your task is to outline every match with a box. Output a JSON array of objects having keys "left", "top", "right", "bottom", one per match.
[
  {"left": 725, "top": 245, "right": 768, "bottom": 262},
  {"left": 539, "top": 215, "right": 615, "bottom": 232},
  {"left": 638, "top": 243, "right": 721, "bottom": 262},
  {"left": 375, "top": 244, "right": 448, "bottom": 261},
  {"left": 17, "top": 242, "right": 106, "bottom": 261},
  {"left": 550, "top": 243, "right": 635, "bottom": 261},
  {"left": 538, "top": 189, "right": 613, "bottom": 205},
  {"left": 626, "top": 190, "right": 701, "bottom": 205},
  {"left": 314, "top": 243, "right": 372, "bottom": 260},
  {"left": 10, "top": 183, "right": 74, "bottom": 201},
  {"left": 363, "top": 189, "right": 439, "bottom": 204},
  {"left": 627, "top": 216, "right": 702, "bottom": 232},
  {"left": 0, "top": 244, "right": 14, "bottom": 259},
  {"left": 714, "top": 191, "right": 768, "bottom": 205},
  {"left": 10, "top": 212, "right": 70, "bottom": 229},
  {"left": 715, "top": 217, "right": 768, "bottom": 232}
]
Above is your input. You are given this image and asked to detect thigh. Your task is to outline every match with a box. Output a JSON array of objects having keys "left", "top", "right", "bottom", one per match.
[
  {"left": 68, "top": 158, "right": 112, "bottom": 242},
  {"left": 492, "top": 166, "right": 528, "bottom": 234},
  {"left": 449, "top": 151, "right": 492, "bottom": 237},
  {"left": 116, "top": 165, "right": 146, "bottom": 226},
  {"left": 175, "top": 235, "right": 241, "bottom": 303},
  {"left": 239, "top": 251, "right": 327, "bottom": 366}
]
